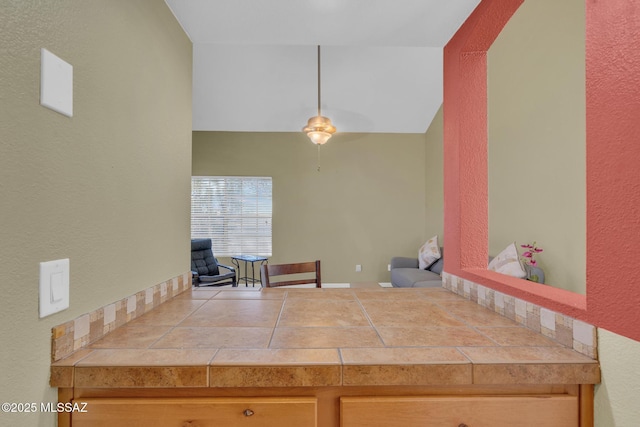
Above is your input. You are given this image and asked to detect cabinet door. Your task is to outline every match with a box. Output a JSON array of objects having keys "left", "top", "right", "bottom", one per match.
[
  {"left": 341, "top": 395, "right": 578, "bottom": 427},
  {"left": 72, "top": 397, "right": 316, "bottom": 427}
]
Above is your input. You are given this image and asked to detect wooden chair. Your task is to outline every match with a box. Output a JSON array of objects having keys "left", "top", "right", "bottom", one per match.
[{"left": 260, "top": 260, "right": 321, "bottom": 288}]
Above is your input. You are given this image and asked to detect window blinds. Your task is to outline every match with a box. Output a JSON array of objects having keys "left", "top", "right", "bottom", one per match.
[{"left": 191, "top": 176, "right": 272, "bottom": 257}]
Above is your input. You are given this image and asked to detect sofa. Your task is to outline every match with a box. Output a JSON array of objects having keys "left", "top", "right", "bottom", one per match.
[
  {"left": 390, "top": 248, "right": 444, "bottom": 288},
  {"left": 390, "top": 248, "right": 545, "bottom": 288}
]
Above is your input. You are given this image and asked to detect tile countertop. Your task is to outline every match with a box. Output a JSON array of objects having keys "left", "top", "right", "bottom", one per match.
[{"left": 51, "top": 287, "right": 600, "bottom": 389}]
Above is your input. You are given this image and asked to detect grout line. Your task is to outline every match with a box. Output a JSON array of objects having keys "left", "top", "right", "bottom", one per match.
[
  {"left": 266, "top": 294, "right": 288, "bottom": 349},
  {"left": 352, "top": 293, "right": 387, "bottom": 347}
]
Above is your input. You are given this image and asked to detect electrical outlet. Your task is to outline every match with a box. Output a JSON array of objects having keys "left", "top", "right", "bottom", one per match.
[
  {"left": 387, "top": 264, "right": 391, "bottom": 271},
  {"left": 355, "top": 264, "right": 362, "bottom": 272}
]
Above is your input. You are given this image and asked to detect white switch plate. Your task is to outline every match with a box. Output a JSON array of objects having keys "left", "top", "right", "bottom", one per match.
[
  {"left": 355, "top": 264, "right": 362, "bottom": 272},
  {"left": 39, "top": 258, "right": 70, "bottom": 318},
  {"left": 40, "top": 48, "right": 73, "bottom": 117}
]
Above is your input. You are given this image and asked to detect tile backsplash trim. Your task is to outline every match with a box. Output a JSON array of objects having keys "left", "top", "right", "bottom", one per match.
[
  {"left": 442, "top": 272, "right": 597, "bottom": 359},
  {"left": 51, "top": 272, "right": 191, "bottom": 362}
]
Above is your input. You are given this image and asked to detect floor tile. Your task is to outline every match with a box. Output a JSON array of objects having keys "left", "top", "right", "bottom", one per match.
[
  {"left": 354, "top": 288, "right": 434, "bottom": 300},
  {"left": 178, "top": 289, "right": 222, "bottom": 299},
  {"left": 127, "top": 299, "right": 206, "bottom": 326},
  {"left": 152, "top": 327, "right": 273, "bottom": 349},
  {"left": 77, "top": 348, "right": 216, "bottom": 366},
  {"left": 359, "top": 299, "right": 467, "bottom": 327},
  {"left": 270, "top": 327, "right": 383, "bottom": 348},
  {"left": 476, "top": 326, "right": 562, "bottom": 347},
  {"left": 435, "top": 300, "right": 519, "bottom": 326},
  {"left": 376, "top": 326, "right": 496, "bottom": 347},
  {"left": 89, "top": 326, "right": 172, "bottom": 349},
  {"left": 178, "top": 299, "right": 283, "bottom": 327},
  {"left": 278, "top": 299, "right": 369, "bottom": 327},
  {"left": 283, "top": 289, "right": 357, "bottom": 300}
]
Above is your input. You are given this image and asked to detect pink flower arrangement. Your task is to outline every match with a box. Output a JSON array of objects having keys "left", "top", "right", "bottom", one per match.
[{"left": 520, "top": 242, "right": 543, "bottom": 266}]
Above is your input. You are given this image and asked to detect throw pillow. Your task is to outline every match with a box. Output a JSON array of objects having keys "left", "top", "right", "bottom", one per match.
[
  {"left": 418, "top": 235, "right": 441, "bottom": 270},
  {"left": 487, "top": 242, "right": 526, "bottom": 278}
]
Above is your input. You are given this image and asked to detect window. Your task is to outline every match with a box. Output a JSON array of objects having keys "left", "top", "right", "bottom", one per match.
[{"left": 191, "top": 176, "right": 272, "bottom": 256}]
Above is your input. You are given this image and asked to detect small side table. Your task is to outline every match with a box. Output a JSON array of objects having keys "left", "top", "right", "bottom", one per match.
[{"left": 231, "top": 255, "right": 269, "bottom": 287}]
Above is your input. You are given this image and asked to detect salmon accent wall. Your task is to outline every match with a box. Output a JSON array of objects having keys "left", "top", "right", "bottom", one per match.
[
  {"left": 444, "top": 0, "right": 640, "bottom": 342},
  {"left": 585, "top": 1, "right": 640, "bottom": 341}
]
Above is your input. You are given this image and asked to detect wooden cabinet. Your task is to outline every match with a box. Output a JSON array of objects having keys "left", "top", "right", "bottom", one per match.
[
  {"left": 59, "top": 385, "right": 592, "bottom": 427},
  {"left": 70, "top": 397, "right": 317, "bottom": 427},
  {"left": 340, "top": 395, "right": 578, "bottom": 427}
]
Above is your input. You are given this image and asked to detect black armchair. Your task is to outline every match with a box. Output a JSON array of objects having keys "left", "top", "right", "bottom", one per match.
[{"left": 190, "top": 239, "right": 237, "bottom": 287}]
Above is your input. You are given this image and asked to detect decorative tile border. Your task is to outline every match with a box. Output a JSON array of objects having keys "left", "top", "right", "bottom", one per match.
[
  {"left": 442, "top": 272, "right": 597, "bottom": 359},
  {"left": 51, "top": 272, "right": 191, "bottom": 362}
]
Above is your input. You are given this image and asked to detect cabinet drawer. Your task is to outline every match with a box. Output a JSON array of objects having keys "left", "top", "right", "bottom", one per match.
[
  {"left": 341, "top": 395, "right": 578, "bottom": 427},
  {"left": 72, "top": 397, "right": 316, "bottom": 427}
]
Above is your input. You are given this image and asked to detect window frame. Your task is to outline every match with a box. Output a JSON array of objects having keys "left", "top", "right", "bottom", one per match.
[{"left": 191, "top": 176, "right": 273, "bottom": 257}]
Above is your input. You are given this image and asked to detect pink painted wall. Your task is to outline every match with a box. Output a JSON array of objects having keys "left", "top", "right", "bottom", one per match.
[
  {"left": 443, "top": 0, "right": 640, "bottom": 341},
  {"left": 585, "top": 0, "right": 640, "bottom": 341}
]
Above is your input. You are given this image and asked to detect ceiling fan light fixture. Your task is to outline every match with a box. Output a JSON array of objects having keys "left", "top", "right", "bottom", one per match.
[
  {"left": 303, "top": 45, "right": 336, "bottom": 145},
  {"left": 303, "top": 115, "right": 336, "bottom": 145},
  {"left": 306, "top": 130, "right": 332, "bottom": 146}
]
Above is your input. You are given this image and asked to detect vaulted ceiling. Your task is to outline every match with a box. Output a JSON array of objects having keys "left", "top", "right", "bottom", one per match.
[{"left": 164, "top": 0, "right": 480, "bottom": 133}]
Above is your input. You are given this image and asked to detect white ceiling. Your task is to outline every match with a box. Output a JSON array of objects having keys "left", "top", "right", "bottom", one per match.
[{"left": 165, "top": 0, "right": 480, "bottom": 133}]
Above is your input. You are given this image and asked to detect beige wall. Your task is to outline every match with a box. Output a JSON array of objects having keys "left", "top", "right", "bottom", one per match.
[
  {"left": 487, "top": 0, "right": 586, "bottom": 293},
  {"left": 424, "top": 105, "right": 444, "bottom": 241},
  {"left": 0, "top": 1, "right": 192, "bottom": 425},
  {"left": 595, "top": 329, "right": 640, "bottom": 426},
  {"left": 193, "top": 131, "right": 428, "bottom": 283}
]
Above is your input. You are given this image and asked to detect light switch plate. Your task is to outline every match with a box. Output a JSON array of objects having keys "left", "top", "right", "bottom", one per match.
[
  {"left": 40, "top": 48, "right": 73, "bottom": 117},
  {"left": 39, "top": 258, "right": 70, "bottom": 318}
]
